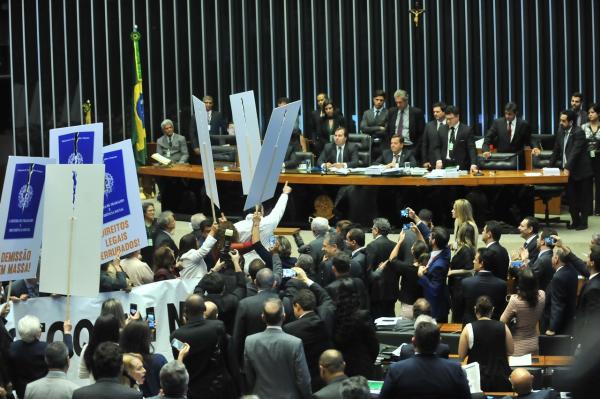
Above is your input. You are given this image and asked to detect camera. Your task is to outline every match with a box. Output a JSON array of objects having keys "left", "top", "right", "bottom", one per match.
[
  {"left": 544, "top": 236, "right": 556, "bottom": 246},
  {"left": 510, "top": 260, "right": 524, "bottom": 268},
  {"left": 219, "top": 229, "right": 234, "bottom": 262}
]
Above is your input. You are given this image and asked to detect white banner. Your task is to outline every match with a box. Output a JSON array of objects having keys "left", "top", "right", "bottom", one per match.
[
  {"left": 101, "top": 140, "right": 148, "bottom": 261},
  {"left": 230, "top": 91, "right": 262, "bottom": 194},
  {"left": 192, "top": 95, "right": 220, "bottom": 208},
  {"left": 10, "top": 278, "right": 198, "bottom": 386},
  {"left": 0, "top": 156, "right": 56, "bottom": 281}
]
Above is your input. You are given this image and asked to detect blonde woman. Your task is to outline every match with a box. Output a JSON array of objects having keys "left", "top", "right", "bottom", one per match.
[
  {"left": 451, "top": 199, "right": 478, "bottom": 247},
  {"left": 121, "top": 353, "right": 146, "bottom": 392},
  {"left": 448, "top": 222, "right": 476, "bottom": 323}
]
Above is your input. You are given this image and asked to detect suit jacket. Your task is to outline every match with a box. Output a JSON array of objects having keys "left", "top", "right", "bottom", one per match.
[
  {"left": 435, "top": 123, "right": 477, "bottom": 170},
  {"left": 525, "top": 236, "right": 540, "bottom": 264},
  {"left": 189, "top": 110, "right": 228, "bottom": 143},
  {"left": 418, "top": 247, "right": 451, "bottom": 322},
  {"left": 365, "top": 235, "right": 398, "bottom": 302},
  {"left": 72, "top": 378, "right": 143, "bottom": 399},
  {"left": 385, "top": 106, "right": 426, "bottom": 152},
  {"left": 316, "top": 258, "right": 363, "bottom": 288},
  {"left": 24, "top": 370, "right": 79, "bottom": 399},
  {"left": 298, "top": 234, "right": 326, "bottom": 268},
  {"left": 170, "top": 317, "right": 237, "bottom": 399},
  {"left": 153, "top": 229, "right": 178, "bottom": 256},
  {"left": 460, "top": 271, "right": 507, "bottom": 323},
  {"left": 576, "top": 274, "right": 600, "bottom": 340},
  {"left": 379, "top": 354, "right": 471, "bottom": 399},
  {"left": 283, "top": 143, "right": 304, "bottom": 169},
  {"left": 309, "top": 109, "right": 325, "bottom": 142},
  {"left": 531, "top": 249, "right": 555, "bottom": 291},
  {"left": 326, "top": 276, "right": 369, "bottom": 310},
  {"left": 373, "top": 148, "right": 417, "bottom": 167},
  {"left": 157, "top": 133, "right": 189, "bottom": 163},
  {"left": 317, "top": 114, "right": 346, "bottom": 145},
  {"left": 574, "top": 108, "right": 588, "bottom": 127},
  {"left": 487, "top": 241, "right": 510, "bottom": 281},
  {"left": 549, "top": 126, "right": 594, "bottom": 181},
  {"left": 421, "top": 119, "right": 445, "bottom": 165},
  {"left": 351, "top": 248, "right": 367, "bottom": 280},
  {"left": 283, "top": 312, "right": 332, "bottom": 391},
  {"left": 483, "top": 117, "right": 532, "bottom": 156},
  {"left": 398, "top": 342, "right": 450, "bottom": 360},
  {"left": 360, "top": 107, "right": 389, "bottom": 137},
  {"left": 317, "top": 142, "right": 359, "bottom": 168},
  {"left": 197, "top": 271, "right": 247, "bottom": 334},
  {"left": 244, "top": 327, "right": 312, "bottom": 399},
  {"left": 312, "top": 375, "right": 348, "bottom": 399},
  {"left": 544, "top": 264, "right": 578, "bottom": 334}
]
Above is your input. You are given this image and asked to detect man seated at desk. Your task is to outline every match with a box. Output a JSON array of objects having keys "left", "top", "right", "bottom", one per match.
[
  {"left": 373, "top": 134, "right": 417, "bottom": 168},
  {"left": 156, "top": 118, "right": 189, "bottom": 164},
  {"left": 317, "top": 127, "right": 359, "bottom": 170}
]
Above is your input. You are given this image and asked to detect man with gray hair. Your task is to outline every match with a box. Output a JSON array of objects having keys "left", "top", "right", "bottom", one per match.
[
  {"left": 397, "top": 314, "right": 450, "bottom": 360},
  {"left": 385, "top": 89, "right": 425, "bottom": 162},
  {"left": 24, "top": 341, "right": 78, "bottom": 399},
  {"left": 365, "top": 217, "right": 397, "bottom": 318},
  {"left": 339, "top": 376, "right": 371, "bottom": 399},
  {"left": 298, "top": 216, "right": 331, "bottom": 267},
  {"left": 147, "top": 360, "right": 189, "bottom": 399},
  {"left": 153, "top": 210, "right": 179, "bottom": 256},
  {"left": 157, "top": 118, "right": 189, "bottom": 164},
  {"left": 9, "top": 315, "right": 73, "bottom": 399}
]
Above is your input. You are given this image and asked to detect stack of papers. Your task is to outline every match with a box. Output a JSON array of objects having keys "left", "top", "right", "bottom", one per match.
[
  {"left": 328, "top": 167, "right": 349, "bottom": 175},
  {"left": 542, "top": 167, "right": 561, "bottom": 176},
  {"left": 509, "top": 354, "right": 532, "bottom": 366},
  {"left": 374, "top": 317, "right": 402, "bottom": 330},
  {"left": 425, "top": 170, "right": 446, "bottom": 179}
]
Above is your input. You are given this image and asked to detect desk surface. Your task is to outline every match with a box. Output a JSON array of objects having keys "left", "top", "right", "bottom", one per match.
[{"left": 138, "top": 165, "right": 568, "bottom": 186}]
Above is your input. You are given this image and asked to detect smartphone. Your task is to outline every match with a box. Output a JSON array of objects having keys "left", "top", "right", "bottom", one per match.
[
  {"left": 510, "top": 260, "right": 523, "bottom": 268},
  {"left": 544, "top": 237, "right": 556, "bottom": 246},
  {"left": 402, "top": 223, "right": 411, "bottom": 230},
  {"left": 171, "top": 338, "right": 185, "bottom": 351},
  {"left": 129, "top": 303, "right": 137, "bottom": 316},
  {"left": 400, "top": 208, "right": 409, "bottom": 217},
  {"left": 268, "top": 235, "right": 277, "bottom": 249},
  {"left": 147, "top": 312, "right": 155, "bottom": 329},
  {"left": 282, "top": 268, "right": 297, "bottom": 278}
]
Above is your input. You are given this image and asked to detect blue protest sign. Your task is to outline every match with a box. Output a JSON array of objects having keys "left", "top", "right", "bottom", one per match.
[
  {"left": 103, "top": 149, "right": 131, "bottom": 224},
  {"left": 49, "top": 122, "right": 104, "bottom": 164}
]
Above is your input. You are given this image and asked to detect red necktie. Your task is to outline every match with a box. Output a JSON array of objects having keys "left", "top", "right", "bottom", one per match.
[{"left": 507, "top": 122, "right": 512, "bottom": 141}]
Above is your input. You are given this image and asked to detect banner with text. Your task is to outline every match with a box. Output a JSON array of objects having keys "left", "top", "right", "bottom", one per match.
[
  {"left": 49, "top": 122, "right": 103, "bottom": 165},
  {"left": 10, "top": 278, "right": 197, "bottom": 385},
  {"left": 0, "top": 156, "right": 56, "bottom": 281},
  {"left": 101, "top": 140, "right": 147, "bottom": 261}
]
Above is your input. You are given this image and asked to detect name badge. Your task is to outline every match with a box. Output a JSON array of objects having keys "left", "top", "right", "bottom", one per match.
[
  {"left": 166, "top": 150, "right": 171, "bottom": 158},
  {"left": 591, "top": 151, "right": 596, "bottom": 158},
  {"left": 448, "top": 143, "right": 454, "bottom": 152},
  {"left": 148, "top": 238, "right": 153, "bottom": 246}
]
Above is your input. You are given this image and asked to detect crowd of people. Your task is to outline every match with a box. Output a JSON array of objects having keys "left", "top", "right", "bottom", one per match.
[{"left": 1, "top": 179, "right": 599, "bottom": 398}]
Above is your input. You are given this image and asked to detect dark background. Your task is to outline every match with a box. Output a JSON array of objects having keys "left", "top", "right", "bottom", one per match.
[{"left": 2, "top": 0, "right": 599, "bottom": 157}]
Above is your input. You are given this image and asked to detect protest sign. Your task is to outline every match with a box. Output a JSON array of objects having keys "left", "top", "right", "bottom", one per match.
[{"left": 49, "top": 122, "right": 103, "bottom": 164}]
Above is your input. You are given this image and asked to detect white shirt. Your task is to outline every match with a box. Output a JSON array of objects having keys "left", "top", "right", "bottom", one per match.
[
  {"left": 428, "top": 249, "right": 443, "bottom": 266},
  {"left": 235, "top": 193, "right": 289, "bottom": 248},
  {"left": 178, "top": 235, "right": 217, "bottom": 279},
  {"left": 485, "top": 241, "right": 496, "bottom": 248},
  {"left": 352, "top": 246, "right": 365, "bottom": 257}
]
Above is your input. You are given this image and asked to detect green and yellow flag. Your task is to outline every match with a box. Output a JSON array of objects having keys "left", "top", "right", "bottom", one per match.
[{"left": 131, "top": 26, "right": 147, "bottom": 166}]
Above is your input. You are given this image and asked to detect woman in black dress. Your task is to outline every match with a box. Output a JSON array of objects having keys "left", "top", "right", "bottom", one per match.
[{"left": 448, "top": 222, "right": 476, "bottom": 323}]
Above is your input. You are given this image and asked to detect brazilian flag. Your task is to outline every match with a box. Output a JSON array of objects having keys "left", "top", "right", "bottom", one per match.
[{"left": 131, "top": 27, "right": 147, "bottom": 166}]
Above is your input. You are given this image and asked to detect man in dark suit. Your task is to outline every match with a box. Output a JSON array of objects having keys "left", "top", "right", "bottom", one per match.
[
  {"left": 506, "top": 368, "right": 557, "bottom": 399},
  {"left": 459, "top": 247, "right": 507, "bottom": 323},
  {"left": 575, "top": 245, "right": 600, "bottom": 343},
  {"left": 147, "top": 361, "right": 189, "bottom": 399},
  {"left": 571, "top": 92, "right": 588, "bottom": 127},
  {"left": 421, "top": 102, "right": 446, "bottom": 168},
  {"left": 525, "top": 228, "right": 556, "bottom": 291},
  {"left": 325, "top": 253, "right": 369, "bottom": 310},
  {"left": 316, "top": 233, "right": 363, "bottom": 287},
  {"left": 373, "top": 134, "right": 417, "bottom": 167},
  {"left": 482, "top": 220, "right": 510, "bottom": 280},
  {"left": 170, "top": 294, "right": 237, "bottom": 399},
  {"left": 397, "top": 314, "right": 451, "bottom": 360},
  {"left": 543, "top": 247, "right": 579, "bottom": 335},
  {"left": 379, "top": 321, "right": 471, "bottom": 399},
  {"left": 434, "top": 105, "right": 478, "bottom": 172},
  {"left": 550, "top": 109, "right": 594, "bottom": 230},
  {"left": 519, "top": 216, "right": 540, "bottom": 263},
  {"left": 313, "top": 350, "right": 348, "bottom": 399},
  {"left": 189, "top": 95, "right": 228, "bottom": 160},
  {"left": 385, "top": 89, "right": 425, "bottom": 162},
  {"left": 345, "top": 228, "right": 367, "bottom": 280},
  {"left": 8, "top": 317, "right": 73, "bottom": 399},
  {"left": 72, "top": 342, "right": 142, "bottom": 399},
  {"left": 365, "top": 218, "right": 397, "bottom": 318},
  {"left": 297, "top": 216, "right": 330, "bottom": 269},
  {"left": 283, "top": 289, "right": 332, "bottom": 392},
  {"left": 418, "top": 227, "right": 451, "bottom": 322},
  {"left": 360, "top": 89, "right": 388, "bottom": 159},
  {"left": 152, "top": 210, "right": 179, "bottom": 256},
  {"left": 317, "top": 127, "right": 359, "bottom": 169},
  {"left": 309, "top": 92, "right": 329, "bottom": 153},
  {"left": 244, "top": 298, "right": 312, "bottom": 399},
  {"left": 482, "top": 102, "right": 533, "bottom": 163}
]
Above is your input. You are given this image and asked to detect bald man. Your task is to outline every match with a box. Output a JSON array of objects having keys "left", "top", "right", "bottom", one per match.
[
  {"left": 506, "top": 368, "right": 556, "bottom": 398},
  {"left": 204, "top": 301, "right": 218, "bottom": 320},
  {"left": 313, "top": 350, "right": 348, "bottom": 399},
  {"left": 244, "top": 298, "right": 312, "bottom": 399}
]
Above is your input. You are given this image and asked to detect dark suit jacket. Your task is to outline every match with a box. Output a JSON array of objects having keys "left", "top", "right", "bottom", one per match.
[
  {"left": 153, "top": 230, "right": 179, "bottom": 256},
  {"left": 365, "top": 235, "right": 398, "bottom": 302},
  {"left": 351, "top": 248, "right": 367, "bottom": 280},
  {"left": 317, "top": 142, "right": 359, "bottom": 168},
  {"left": 72, "top": 378, "right": 143, "bottom": 399},
  {"left": 483, "top": 117, "right": 532, "bottom": 156},
  {"left": 316, "top": 258, "right": 363, "bottom": 288},
  {"left": 550, "top": 126, "right": 594, "bottom": 181},
  {"left": 326, "top": 276, "right": 369, "bottom": 310},
  {"left": 418, "top": 247, "right": 451, "bottom": 322},
  {"left": 283, "top": 312, "right": 332, "bottom": 391},
  {"left": 283, "top": 142, "right": 304, "bottom": 169},
  {"left": 460, "top": 270, "right": 507, "bottom": 324},
  {"left": 379, "top": 354, "right": 471, "bottom": 399},
  {"left": 373, "top": 148, "right": 417, "bottom": 167},
  {"left": 385, "top": 106, "right": 426, "bottom": 152},
  {"left": 421, "top": 119, "right": 445, "bottom": 165},
  {"left": 576, "top": 274, "right": 600, "bottom": 340},
  {"left": 312, "top": 375, "right": 348, "bottom": 399},
  {"left": 544, "top": 264, "right": 578, "bottom": 334},
  {"left": 196, "top": 271, "right": 247, "bottom": 335},
  {"left": 398, "top": 342, "right": 450, "bottom": 360},
  {"left": 170, "top": 317, "right": 237, "bottom": 399},
  {"left": 317, "top": 114, "right": 346, "bottom": 145},
  {"left": 487, "top": 241, "right": 510, "bottom": 281},
  {"left": 436, "top": 123, "right": 477, "bottom": 170},
  {"left": 189, "top": 111, "right": 228, "bottom": 146},
  {"left": 525, "top": 236, "right": 540, "bottom": 264},
  {"left": 360, "top": 107, "right": 389, "bottom": 136},
  {"left": 298, "top": 234, "right": 326, "bottom": 269},
  {"left": 531, "top": 249, "right": 555, "bottom": 291}
]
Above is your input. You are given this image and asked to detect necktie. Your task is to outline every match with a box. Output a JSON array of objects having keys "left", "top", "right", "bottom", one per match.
[
  {"left": 449, "top": 127, "right": 456, "bottom": 144},
  {"left": 337, "top": 147, "right": 342, "bottom": 163},
  {"left": 393, "top": 154, "right": 399, "bottom": 165},
  {"left": 437, "top": 121, "right": 441, "bottom": 131},
  {"left": 396, "top": 109, "right": 404, "bottom": 135},
  {"left": 507, "top": 121, "right": 512, "bottom": 141},
  {"left": 208, "top": 111, "right": 212, "bottom": 124},
  {"left": 563, "top": 132, "right": 570, "bottom": 167},
  {"left": 449, "top": 127, "right": 456, "bottom": 158},
  {"left": 168, "top": 137, "right": 172, "bottom": 148},
  {"left": 374, "top": 109, "right": 379, "bottom": 118}
]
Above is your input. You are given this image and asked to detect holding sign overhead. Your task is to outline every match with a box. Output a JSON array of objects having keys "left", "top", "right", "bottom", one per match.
[
  {"left": 192, "top": 95, "right": 220, "bottom": 214},
  {"left": 244, "top": 101, "right": 301, "bottom": 210},
  {"left": 101, "top": 140, "right": 148, "bottom": 261},
  {"left": 230, "top": 91, "right": 262, "bottom": 194},
  {"left": 49, "top": 122, "right": 103, "bottom": 164},
  {"left": 0, "top": 156, "right": 55, "bottom": 281}
]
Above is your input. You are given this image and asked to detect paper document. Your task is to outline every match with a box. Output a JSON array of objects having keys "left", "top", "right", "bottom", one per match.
[
  {"left": 462, "top": 362, "right": 482, "bottom": 393},
  {"left": 542, "top": 167, "right": 561, "bottom": 176},
  {"left": 509, "top": 353, "right": 532, "bottom": 366}
]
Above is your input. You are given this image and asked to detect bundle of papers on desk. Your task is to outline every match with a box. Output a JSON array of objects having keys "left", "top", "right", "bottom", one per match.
[
  {"left": 327, "top": 167, "right": 349, "bottom": 175},
  {"left": 542, "top": 167, "right": 561, "bottom": 176},
  {"left": 374, "top": 317, "right": 402, "bottom": 330}
]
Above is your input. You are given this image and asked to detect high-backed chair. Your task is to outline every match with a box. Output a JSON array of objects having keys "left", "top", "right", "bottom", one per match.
[
  {"left": 532, "top": 150, "right": 570, "bottom": 227},
  {"left": 347, "top": 133, "right": 372, "bottom": 167},
  {"left": 477, "top": 152, "right": 519, "bottom": 170}
]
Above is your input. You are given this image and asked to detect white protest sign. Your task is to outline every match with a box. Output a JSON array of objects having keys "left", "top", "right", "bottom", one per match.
[
  {"left": 100, "top": 140, "right": 148, "bottom": 261},
  {"left": 230, "top": 91, "right": 262, "bottom": 194},
  {"left": 49, "top": 122, "right": 104, "bottom": 164},
  {"left": 10, "top": 278, "right": 197, "bottom": 386},
  {"left": 0, "top": 156, "right": 56, "bottom": 281},
  {"left": 244, "top": 101, "right": 301, "bottom": 210},
  {"left": 39, "top": 164, "right": 105, "bottom": 297},
  {"left": 192, "top": 95, "right": 220, "bottom": 209}
]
